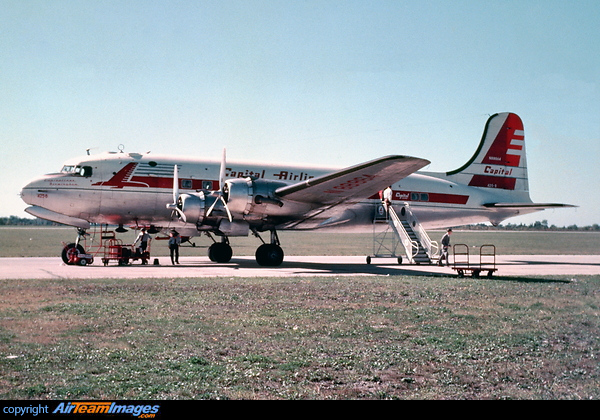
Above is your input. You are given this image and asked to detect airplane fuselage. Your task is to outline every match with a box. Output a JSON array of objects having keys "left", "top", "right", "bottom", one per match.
[
  {"left": 21, "top": 113, "right": 573, "bottom": 266},
  {"left": 21, "top": 150, "right": 532, "bottom": 235}
]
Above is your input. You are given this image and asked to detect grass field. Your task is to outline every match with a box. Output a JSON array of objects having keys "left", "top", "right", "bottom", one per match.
[
  {"left": 1, "top": 275, "right": 598, "bottom": 400},
  {"left": 1, "top": 227, "right": 599, "bottom": 400}
]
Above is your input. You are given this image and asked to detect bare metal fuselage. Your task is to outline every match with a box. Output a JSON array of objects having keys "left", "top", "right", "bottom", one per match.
[{"left": 21, "top": 151, "right": 535, "bottom": 236}]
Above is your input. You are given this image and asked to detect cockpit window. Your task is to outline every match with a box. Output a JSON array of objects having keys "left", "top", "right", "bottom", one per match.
[
  {"left": 79, "top": 166, "right": 93, "bottom": 177},
  {"left": 61, "top": 165, "right": 92, "bottom": 177}
]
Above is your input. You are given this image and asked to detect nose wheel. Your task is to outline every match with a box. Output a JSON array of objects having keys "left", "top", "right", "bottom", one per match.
[{"left": 61, "top": 243, "right": 86, "bottom": 265}]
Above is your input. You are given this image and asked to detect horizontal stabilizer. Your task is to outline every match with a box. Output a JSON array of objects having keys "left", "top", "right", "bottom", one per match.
[{"left": 276, "top": 155, "right": 430, "bottom": 205}]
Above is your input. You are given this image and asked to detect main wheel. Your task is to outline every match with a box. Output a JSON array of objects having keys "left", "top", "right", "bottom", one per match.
[
  {"left": 208, "top": 242, "right": 233, "bottom": 263},
  {"left": 255, "top": 244, "right": 284, "bottom": 266},
  {"left": 62, "top": 243, "right": 85, "bottom": 265}
]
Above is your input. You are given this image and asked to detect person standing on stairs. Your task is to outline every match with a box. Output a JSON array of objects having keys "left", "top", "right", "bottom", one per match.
[{"left": 382, "top": 186, "right": 393, "bottom": 214}]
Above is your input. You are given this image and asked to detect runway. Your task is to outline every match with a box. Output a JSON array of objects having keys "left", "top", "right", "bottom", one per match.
[{"left": 0, "top": 255, "right": 599, "bottom": 280}]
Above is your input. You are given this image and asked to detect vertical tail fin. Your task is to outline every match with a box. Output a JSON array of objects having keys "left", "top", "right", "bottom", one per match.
[{"left": 446, "top": 112, "right": 529, "bottom": 192}]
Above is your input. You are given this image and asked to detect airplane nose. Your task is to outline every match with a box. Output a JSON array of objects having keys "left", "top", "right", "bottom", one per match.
[
  {"left": 20, "top": 183, "right": 34, "bottom": 205},
  {"left": 20, "top": 178, "right": 44, "bottom": 206}
]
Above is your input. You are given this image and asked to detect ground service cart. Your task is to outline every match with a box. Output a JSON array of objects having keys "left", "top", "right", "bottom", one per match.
[
  {"left": 61, "top": 225, "right": 151, "bottom": 266},
  {"left": 451, "top": 244, "right": 497, "bottom": 278}
]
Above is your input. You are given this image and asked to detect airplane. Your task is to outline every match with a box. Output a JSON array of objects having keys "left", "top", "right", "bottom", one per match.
[{"left": 20, "top": 112, "right": 573, "bottom": 266}]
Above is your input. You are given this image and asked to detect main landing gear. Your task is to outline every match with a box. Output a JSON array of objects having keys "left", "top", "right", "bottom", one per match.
[
  {"left": 254, "top": 230, "right": 284, "bottom": 266},
  {"left": 207, "top": 229, "right": 285, "bottom": 266},
  {"left": 207, "top": 236, "right": 233, "bottom": 263}
]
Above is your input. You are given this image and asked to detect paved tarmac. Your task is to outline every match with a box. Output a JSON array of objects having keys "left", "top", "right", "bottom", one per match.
[{"left": 0, "top": 255, "right": 598, "bottom": 280}]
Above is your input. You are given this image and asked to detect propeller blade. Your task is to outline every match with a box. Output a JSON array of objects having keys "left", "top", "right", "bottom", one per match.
[
  {"left": 167, "top": 164, "right": 186, "bottom": 222},
  {"left": 219, "top": 148, "right": 226, "bottom": 191},
  {"left": 205, "top": 195, "right": 233, "bottom": 222},
  {"left": 206, "top": 195, "right": 219, "bottom": 216},
  {"left": 205, "top": 149, "right": 233, "bottom": 222},
  {"left": 223, "top": 196, "right": 233, "bottom": 222},
  {"left": 173, "top": 164, "right": 179, "bottom": 204}
]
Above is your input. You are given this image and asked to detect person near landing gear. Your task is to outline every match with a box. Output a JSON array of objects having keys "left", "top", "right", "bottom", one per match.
[
  {"left": 133, "top": 228, "right": 152, "bottom": 264},
  {"left": 169, "top": 230, "right": 181, "bottom": 265}
]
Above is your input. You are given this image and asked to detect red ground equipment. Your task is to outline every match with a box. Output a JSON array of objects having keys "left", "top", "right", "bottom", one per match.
[{"left": 61, "top": 226, "right": 152, "bottom": 266}]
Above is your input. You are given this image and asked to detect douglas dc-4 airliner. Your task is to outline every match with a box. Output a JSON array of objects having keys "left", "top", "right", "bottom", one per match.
[{"left": 21, "top": 112, "right": 573, "bottom": 266}]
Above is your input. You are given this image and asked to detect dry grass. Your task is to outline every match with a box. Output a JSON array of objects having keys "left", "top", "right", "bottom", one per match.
[
  {"left": 2, "top": 227, "right": 598, "bottom": 399},
  {"left": 1, "top": 275, "right": 598, "bottom": 399}
]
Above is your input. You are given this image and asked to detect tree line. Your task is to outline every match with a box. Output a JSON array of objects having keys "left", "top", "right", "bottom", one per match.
[
  {"left": 458, "top": 220, "right": 600, "bottom": 231},
  {"left": 0, "top": 216, "right": 55, "bottom": 226}
]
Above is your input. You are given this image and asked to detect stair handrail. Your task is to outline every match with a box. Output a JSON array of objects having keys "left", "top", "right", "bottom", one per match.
[
  {"left": 400, "top": 204, "right": 439, "bottom": 259},
  {"left": 388, "top": 206, "right": 419, "bottom": 261}
]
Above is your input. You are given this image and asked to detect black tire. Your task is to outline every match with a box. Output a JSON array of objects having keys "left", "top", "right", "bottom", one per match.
[
  {"left": 62, "top": 243, "right": 85, "bottom": 265},
  {"left": 208, "top": 242, "right": 233, "bottom": 263},
  {"left": 256, "top": 244, "right": 284, "bottom": 266}
]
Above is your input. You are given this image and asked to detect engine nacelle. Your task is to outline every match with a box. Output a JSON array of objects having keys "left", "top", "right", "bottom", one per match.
[
  {"left": 177, "top": 190, "right": 241, "bottom": 226},
  {"left": 225, "top": 178, "right": 286, "bottom": 219},
  {"left": 177, "top": 192, "right": 206, "bottom": 225}
]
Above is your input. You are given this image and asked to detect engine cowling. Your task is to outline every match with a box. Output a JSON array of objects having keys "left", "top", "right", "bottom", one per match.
[
  {"left": 177, "top": 192, "right": 206, "bottom": 225},
  {"left": 225, "top": 178, "right": 286, "bottom": 219}
]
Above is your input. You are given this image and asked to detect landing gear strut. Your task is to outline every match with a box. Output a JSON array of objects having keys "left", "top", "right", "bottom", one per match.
[{"left": 255, "top": 230, "right": 284, "bottom": 266}]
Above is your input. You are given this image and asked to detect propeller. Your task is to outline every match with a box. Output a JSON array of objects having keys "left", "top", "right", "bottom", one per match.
[
  {"left": 166, "top": 164, "right": 187, "bottom": 222},
  {"left": 206, "top": 148, "right": 233, "bottom": 222}
]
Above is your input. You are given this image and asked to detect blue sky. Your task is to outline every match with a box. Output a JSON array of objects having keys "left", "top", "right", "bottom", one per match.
[{"left": 1, "top": 0, "right": 598, "bottom": 227}]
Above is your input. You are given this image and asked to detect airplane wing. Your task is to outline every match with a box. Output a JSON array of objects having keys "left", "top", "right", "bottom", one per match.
[
  {"left": 276, "top": 155, "right": 430, "bottom": 205},
  {"left": 484, "top": 203, "right": 577, "bottom": 210}
]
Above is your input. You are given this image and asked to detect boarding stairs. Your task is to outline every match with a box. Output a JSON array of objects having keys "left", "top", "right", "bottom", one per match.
[{"left": 369, "top": 204, "right": 439, "bottom": 265}]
